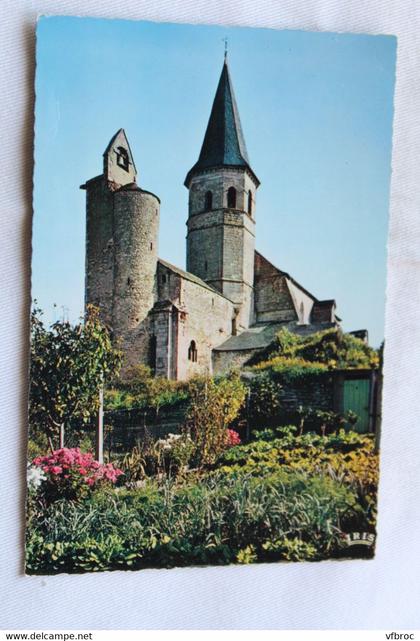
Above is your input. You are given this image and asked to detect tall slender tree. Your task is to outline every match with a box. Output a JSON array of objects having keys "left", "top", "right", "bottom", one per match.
[{"left": 29, "top": 304, "right": 122, "bottom": 451}]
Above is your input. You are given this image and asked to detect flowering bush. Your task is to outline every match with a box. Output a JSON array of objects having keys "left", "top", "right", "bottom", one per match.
[
  {"left": 32, "top": 448, "right": 123, "bottom": 501},
  {"left": 225, "top": 429, "right": 241, "bottom": 448},
  {"left": 27, "top": 463, "right": 47, "bottom": 491}
]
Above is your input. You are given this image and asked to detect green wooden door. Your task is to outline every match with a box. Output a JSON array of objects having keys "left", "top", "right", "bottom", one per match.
[{"left": 343, "top": 378, "right": 370, "bottom": 433}]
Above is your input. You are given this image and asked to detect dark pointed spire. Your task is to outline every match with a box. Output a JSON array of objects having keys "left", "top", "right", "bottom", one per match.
[{"left": 185, "top": 59, "right": 259, "bottom": 186}]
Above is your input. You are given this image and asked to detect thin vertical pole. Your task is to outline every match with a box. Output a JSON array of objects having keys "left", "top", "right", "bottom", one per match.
[
  {"left": 96, "top": 386, "right": 104, "bottom": 463},
  {"left": 59, "top": 423, "right": 65, "bottom": 449}
]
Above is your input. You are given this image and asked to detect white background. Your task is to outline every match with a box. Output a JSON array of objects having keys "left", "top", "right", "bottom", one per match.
[{"left": 1, "top": 0, "right": 420, "bottom": 630}]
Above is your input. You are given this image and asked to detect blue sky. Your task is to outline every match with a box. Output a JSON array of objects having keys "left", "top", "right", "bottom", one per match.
[{"left": 32, "top": 17, "right": 396, "bottom": 346}]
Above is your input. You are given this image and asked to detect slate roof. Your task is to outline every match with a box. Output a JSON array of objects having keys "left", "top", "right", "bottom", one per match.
[
  {"left": 157, "top": 259, "right": 233, "bottom": 302},
  {"left": 214, "top": 321, "right": 338, "bottom": 352},
  {"left": 185, "top": 60, "right": 259, "bottom": 186}
]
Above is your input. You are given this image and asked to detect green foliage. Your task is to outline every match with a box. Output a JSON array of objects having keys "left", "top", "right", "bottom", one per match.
[
  {"left": 114, "top": 433, "right": 195, "bottom": 483},
  {"left": 250, "top": 328, "right": 379, "bottom": 371},
  {"left": 236, "top": 545, "right": 257, "bottom": 564},
  {"left": 106, "top": 364, "right": 188, "bottom": 412},
  {"left": 186, "top": 374, "right": 247, "bottom": 466},
  {"left": 216, "top": 428, "right": 378, "bottom": 528},
  {"left": 29, "top": 304, "right": 122, "bottom": 449},
  {"left": 27, "top": 434, "right": 50, "bottom": 461},
  {"left": 261, "top": 537, "right": 317, "bottom": 562},
  {"left": 247, "top": 372, "right": 283, "bottom": 421},
  {"left": 114, "top": 447, "right": 146, "bottom": 486},
  {"left": 253, "top": 356, "right": 327, "bottom": 376},
  {"left": 26, "top": 469, "right": 363, "bottom": 573}
]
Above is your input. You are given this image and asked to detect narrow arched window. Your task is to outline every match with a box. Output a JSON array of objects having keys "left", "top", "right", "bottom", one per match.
[
  {"left": 204, "top": 190, "right": 213, "bottom": 210},
  {"left": 188, "top": 340, "right": 198, "bottom": 363},
  {"left": 231, "top": 317, "right": 237, "bottom": 336},
  {"left": 149, "top": 335, "right": 157, "bottom": 374},
  {"left": 248, "top": 190, "right": 252, "bottom": 215},
  {"left": 227, "top": 186, "right": 237, "bottom": 208}
]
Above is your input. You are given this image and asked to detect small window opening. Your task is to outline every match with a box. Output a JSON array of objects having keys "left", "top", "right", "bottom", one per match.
[
  {"left": 161, "top": 274, "right": 167, "bottom": 284},
  {"left": 204, "top": 190, "right": 213, "bottom": 210},
  {"left": 115, "top": 146, "right": 129, "bottom": 171},
  {"left": 150, "top": 242, "right": 153, "bottom": 251},
  {"left": 204, "top": 260, "right": 208, "bottom": 272},
  {"left": 248, "top": 190, "right": 253, "bottom": 215},
  {"left": 231, "top": 317, "right": 237, "bottom": 336},
  {"left": 127, "top": 277, "right": 131, "bottom": 286},
  {"left": 149, "top": 335, "right": 157, "bottom": 374},
  {"left": 188, "top": 340, "right": 198, "bottom": 363},
  {"left": 227, "top": 186, "right": 237, "bottom": 208}
]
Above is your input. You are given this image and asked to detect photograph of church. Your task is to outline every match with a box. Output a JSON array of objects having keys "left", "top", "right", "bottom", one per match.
[
  {"left": 82, "top": 57, "right": 347, "bottom": 381},
  {"left": 26, "top": 17, "right": 395, "bottom": 574}
]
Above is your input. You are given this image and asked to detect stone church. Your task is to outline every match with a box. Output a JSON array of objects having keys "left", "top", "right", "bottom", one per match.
[{"left": 81, "top": 59, "right": 343, "bottom": 380}]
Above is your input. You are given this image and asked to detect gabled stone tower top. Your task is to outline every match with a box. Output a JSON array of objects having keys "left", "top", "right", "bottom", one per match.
[{"left": 103, "top": 128, "right": 137, "bottom": 186}]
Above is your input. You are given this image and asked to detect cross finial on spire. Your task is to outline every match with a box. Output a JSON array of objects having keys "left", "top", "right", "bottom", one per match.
[{"left": 222, "top": 37, "right": 228, "bottom": 60}]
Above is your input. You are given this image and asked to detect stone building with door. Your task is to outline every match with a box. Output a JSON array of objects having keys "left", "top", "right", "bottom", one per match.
[{"left": 82, "top": 58, "right": 359, "bottom": 380}]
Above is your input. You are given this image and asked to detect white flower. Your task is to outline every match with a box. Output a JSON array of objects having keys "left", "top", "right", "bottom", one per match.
[{"left": 27, "top": 463, "right": 46, "bottom": 490}]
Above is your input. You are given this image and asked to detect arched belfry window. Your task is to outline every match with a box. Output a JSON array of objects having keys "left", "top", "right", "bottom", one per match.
[
  {"left": 188, "top": 340, "right": 198, "bottom": 363},
  {"left": 227, "top": 186, "right": 237, "bottom": 208},
  {"left": 116, "top": 146, "right": 129, "bottom": 171},
  {"left": 248, "top": 190, "right": 253, "bottom": 215},
  {"left": 204, "top": 190, "right": 213, "bottom": 211}
]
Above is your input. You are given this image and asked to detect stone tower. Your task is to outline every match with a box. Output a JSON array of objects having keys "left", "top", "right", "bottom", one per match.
[
  {"left": 82, "top": 129, "right": 160, "bottom": 366},
  {"left": 185, "top": 58, "right": 260, "bottom": 330}
]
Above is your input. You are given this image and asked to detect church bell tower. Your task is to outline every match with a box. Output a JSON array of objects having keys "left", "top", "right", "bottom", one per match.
[{"left": 184, "top": 57, "right": 260, "bottom": 330}]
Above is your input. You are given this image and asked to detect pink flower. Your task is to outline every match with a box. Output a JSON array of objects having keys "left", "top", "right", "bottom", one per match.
[
  {"left": 50, "top": 466, "right": 62, "bottom": 474},
  {"left": 225, "top": 429, "right": 241, "bottom": 447}
]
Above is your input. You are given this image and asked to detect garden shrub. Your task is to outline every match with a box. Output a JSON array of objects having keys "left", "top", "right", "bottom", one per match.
[
  {"left": 186, "top": 374, "right": 246, "bottom": 466},
  {"left": 106, "top": 364, "right": 189, "bottom": 412},
  {"left": 32, "top": 448, "right": 123, "bottom": 502},
  {"left": 216, "top": 429, "right": 378, "bottom": 527},
  {"left": 26, "top": 469, "right": 363, "bottom": 573},
  {"left": 247, "top": 373, "right": 283, "bottom": 422}
]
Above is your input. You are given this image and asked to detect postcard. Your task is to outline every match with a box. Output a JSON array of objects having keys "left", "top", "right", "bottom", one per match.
[{"left": 27, "top": 17, "right": 396, "bottom": 573}]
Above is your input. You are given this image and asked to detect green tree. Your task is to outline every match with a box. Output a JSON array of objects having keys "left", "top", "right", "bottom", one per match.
[
  {"left": 186, "top": 374, "right": 246, "bottom": 466},
  {"left": 29, "top": 304, "right": 122, "bottom": 450}
]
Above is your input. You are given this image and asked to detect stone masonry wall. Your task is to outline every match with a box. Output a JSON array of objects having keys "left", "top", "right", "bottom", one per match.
[
  {"left": 254, "top": 252, "right": 297, "bottom": 323},
  {"left": 84, "top": 177, "right": 115, "bottom": 325},
  {"left": 177, "top": 277, "right": 235, "bottom": 379},
  {"left": 187, "top": 167, "right": 257, "bottom": 329},
  {"left": 213, "top": 348, "right": 260, "bottom": 374},
  {"left": 112, "top": 188, "right": 160, "bottom": 368},
  {"left": 154, "top": 263, "right": 235, "bottom": 380}
]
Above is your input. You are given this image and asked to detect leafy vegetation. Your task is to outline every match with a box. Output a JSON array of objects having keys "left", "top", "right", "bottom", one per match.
[
  {"left": 216, "top": 426, "right": 378, "bottom": 527},
  {"left": 26, "top": 310, "right": 379, "bottom": 573},
  {"left": 185, "top": 374, "right": 247, "bottom": 465},
  {"left": 249, "top": 327, "right": 379, "bottom": 372},
  {"left": 104, "top": 364, "right": 188, "bottom": 412},
  {"left": 26, "top": 468, "right": 365, "bottom": 573},
  {"left": 30, "top": 305, "right": 122, "bottom": 450}
]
